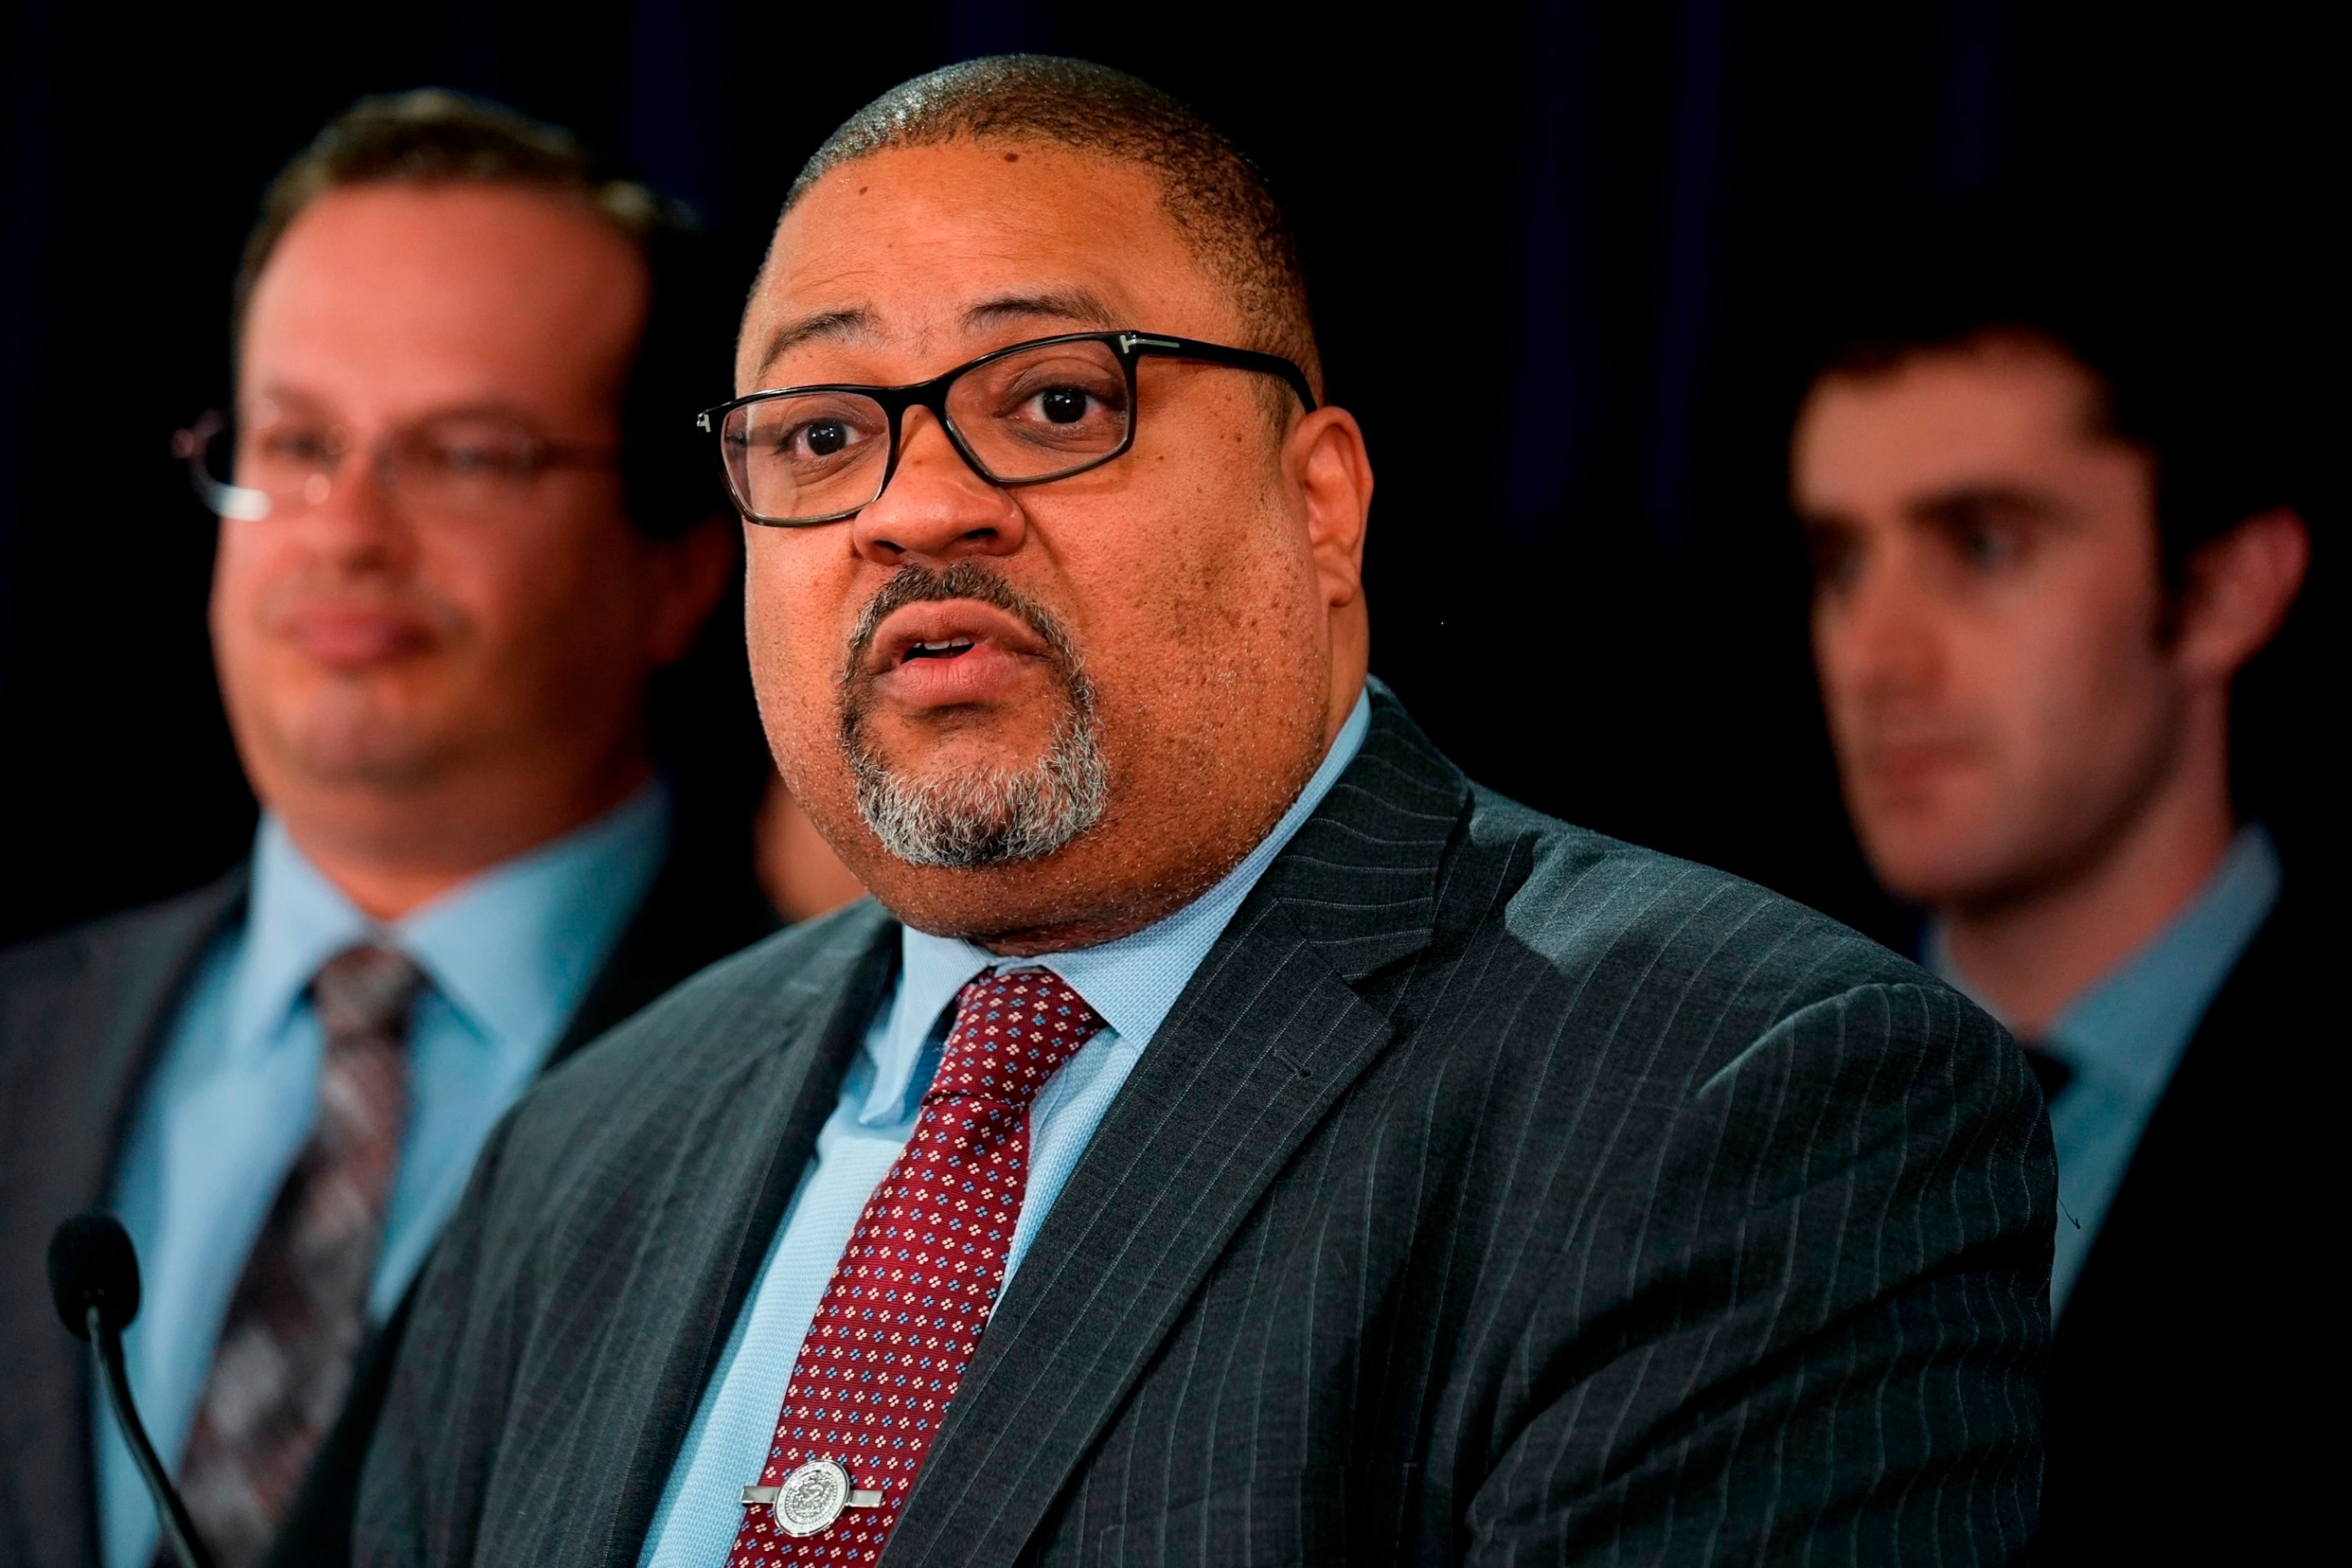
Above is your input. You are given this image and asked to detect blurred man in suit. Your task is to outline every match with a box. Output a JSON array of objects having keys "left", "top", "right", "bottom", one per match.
[
  {"left": 1792, "top": 263, "right": 2313, "bottom": 1559},
  {"left": 360, "top": 58, "right": 2051, "bottom": 1566},
  {"left": 0, "top": 91, "right": 777, "bottom": 1568}
]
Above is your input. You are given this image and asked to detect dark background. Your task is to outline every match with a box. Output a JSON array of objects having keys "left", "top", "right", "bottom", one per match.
[{"left": 0, "top": 0, "right": 2335, "bottom": 949}]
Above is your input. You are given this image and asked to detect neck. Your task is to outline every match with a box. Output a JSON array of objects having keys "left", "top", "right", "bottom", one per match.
[
  {"left": 270, "top": 749, "right": 654, "bottom": 921},
  {"left": 1942, "top": 711, "right": 2234, "bottom": 1037},
  {"left": 976, "top": 671, "right": 1366, "bottom": 958}
]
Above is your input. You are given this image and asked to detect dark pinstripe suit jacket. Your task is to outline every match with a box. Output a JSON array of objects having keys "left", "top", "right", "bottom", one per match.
[{"left": 358, "top": 691, "right": 2053, "bottom": 1565}]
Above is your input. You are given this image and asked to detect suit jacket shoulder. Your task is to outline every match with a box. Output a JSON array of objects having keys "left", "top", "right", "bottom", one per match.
[
  {"left": 1473, "top": 780, "right": 1924, "bottom": 993},
  {"left": 361, "top": 696, "right": 2052, "bottom": 1567},
  {"left": 0, "top": 871, "right": 246, "bottom": 1568},
  {"left": 0, "top": 870, "right": 247, "bottom": 1035}
]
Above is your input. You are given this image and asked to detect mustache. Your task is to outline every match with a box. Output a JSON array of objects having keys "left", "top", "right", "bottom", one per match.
[
  {"left": 839, "top": 561, "right": 1085, "bottom": 688},
  {"left": 256, "top": 576, "right": 468, "bottom": 638}
]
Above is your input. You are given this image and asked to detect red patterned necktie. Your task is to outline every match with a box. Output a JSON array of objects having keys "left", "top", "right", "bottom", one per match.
[
  {"left": 174, "top": 944, "right": 421, "bottom": 1568},
  {"left": 727, "top": 968, "right": 1104, "bottom": 1564}
]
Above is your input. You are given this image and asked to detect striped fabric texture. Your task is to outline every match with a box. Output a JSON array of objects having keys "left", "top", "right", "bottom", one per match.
[
  {"left": 178, "top": 945, "right": 423, "bottom": 1566},
  {"left": 357, "top": 688, "right": 2053, "bottom": 1566}
]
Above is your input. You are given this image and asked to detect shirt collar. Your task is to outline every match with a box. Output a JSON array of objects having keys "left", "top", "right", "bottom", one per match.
[
  {"left": 226, "top": 819, "right": 378, "bottom": 1058},
  {"left": 224, "top": 784, "right": 671, "bottom": 1065},
  {"left": 1928, "top": 822, "right": 2282, "bottom": 1100},
  {"left": 859, "top": 688, "right": 1374, "bottom": 1125},
  {"left": 2044, "top": 823, "right": 2281, "bottom": 1098}
]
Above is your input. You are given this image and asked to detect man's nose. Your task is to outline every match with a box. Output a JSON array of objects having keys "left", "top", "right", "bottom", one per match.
[
  {"left": 288, "top": 444, "right": 413, "bottom": 570},
  {"left": 1834, "top": 550, "right": 1944, "bottom": 701},
  {"left": 849, "top": 409, "right": 1027, "bottom": 567}
]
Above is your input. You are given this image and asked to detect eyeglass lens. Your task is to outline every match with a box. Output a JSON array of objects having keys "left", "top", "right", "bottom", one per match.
[
  {"left": 188, "top": 403, "right": 565, "bottom": 520},
  {"left": 724, "top": 337, "right": 1135, "bottom": 523}
]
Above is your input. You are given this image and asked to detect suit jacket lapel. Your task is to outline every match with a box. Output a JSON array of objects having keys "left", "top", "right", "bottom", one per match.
[
  {"left": 884, "top": 693, "right": 1468, "bottom": 1566},
  {"left": 0, "top": 871, "right": 246, "bottom": 1568},
  {"left": 600, "top": 909, "right": 903, "bottom": 1559}
]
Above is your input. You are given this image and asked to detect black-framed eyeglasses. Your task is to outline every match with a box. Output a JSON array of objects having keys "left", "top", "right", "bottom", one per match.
[{"left": 695, "top": 329, "right": 1317, "bottom": 528}]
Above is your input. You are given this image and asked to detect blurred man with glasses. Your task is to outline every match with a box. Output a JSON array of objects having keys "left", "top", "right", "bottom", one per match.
[
  {"left": 0, "top": 91, "right": 782, "bottom": 1568},
  {"left": 358, "top": 58, "right": 2051, "bottom": 1566}
]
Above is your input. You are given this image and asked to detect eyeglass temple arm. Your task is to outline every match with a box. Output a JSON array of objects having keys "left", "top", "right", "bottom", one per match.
[
  {"left": 171, "top": 424, "right": 271, "bottom": 521},
  {"left": 1117, "top": 333, "right": 1318, "bottom": 413}
]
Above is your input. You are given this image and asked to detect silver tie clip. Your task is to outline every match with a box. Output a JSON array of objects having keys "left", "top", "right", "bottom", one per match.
[{"left": 741, "top": 1459, "right": 884, "bottom": 1537}]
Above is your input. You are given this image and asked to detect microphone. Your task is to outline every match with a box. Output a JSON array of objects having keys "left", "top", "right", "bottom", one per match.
[{"left": 48, "top": 1215, "right": 217, "bottom": 1568}]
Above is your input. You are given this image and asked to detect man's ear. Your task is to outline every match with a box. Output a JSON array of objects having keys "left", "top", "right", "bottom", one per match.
[
  {"left": 1288, "top": 406, "right": 1375, "bottom": 612},
  {"left": 643, "top": 514, "right": 741, "bottom": 666},
  {"left": 2173, "top": 507, "right": 2311, "bottom": 682}
]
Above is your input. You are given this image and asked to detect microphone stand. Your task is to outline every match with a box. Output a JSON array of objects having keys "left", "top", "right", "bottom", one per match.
[{"left": 84, "top": 1305, "right": 216, "bottom": 1568}]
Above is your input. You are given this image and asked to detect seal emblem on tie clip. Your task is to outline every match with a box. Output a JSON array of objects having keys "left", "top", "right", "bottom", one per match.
[{"left": 742, "top": 1459, "right": 885, "bottom": 1536}]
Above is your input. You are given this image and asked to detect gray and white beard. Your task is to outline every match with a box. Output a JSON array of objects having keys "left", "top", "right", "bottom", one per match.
[
  {"left": 848, "top": 699, "right": 1108, "bottom": 867},
  {"left": 839, "top": 564, "right": 1111, "bottom": 869}
]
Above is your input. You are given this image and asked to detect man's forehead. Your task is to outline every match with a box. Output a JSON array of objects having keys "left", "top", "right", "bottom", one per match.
[
  {"left": 779, "top": 139, "right": 1171, "bottom": 248},
  {"left": 746, "top": 285, "right": 1130, "bottom": 384},
  {"left": 269, "top": 184, "right": 637, "bottom": 291},
  {"left": 1803, "top": 351, "right": 2114, "bottom": 479},
  {"left": 243, "top": 184, "right": 644, "bottom": 414},
  {"left": 743, "top": 142, "right": 1224, "bottom": 379}
]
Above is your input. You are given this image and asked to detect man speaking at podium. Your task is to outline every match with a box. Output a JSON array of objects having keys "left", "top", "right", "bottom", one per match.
[{"left": 361, "top": 59, "right": 2053, "bottom": 1565}]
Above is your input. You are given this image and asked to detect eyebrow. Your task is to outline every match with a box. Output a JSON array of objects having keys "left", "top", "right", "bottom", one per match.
[
  {"left": 753, "top": 289, "right": 1125, "bottom": 387},
  {"left": 243, "top": 386, "right": 551, "bottom": 430},
  {"left": 755, "top": 308, "right": 877, "bottom": 382},
  {"left": 961, "top": 288, "right": 1122, "bottom": 334},
  {"left": 1906, "top": 484, "right": 2066, "bottom": 528}
]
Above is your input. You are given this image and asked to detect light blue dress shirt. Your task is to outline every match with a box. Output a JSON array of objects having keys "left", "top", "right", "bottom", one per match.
[
  {"left": 1930, "top": 823, "right": 2281, "bottom": 1317},
  {"left": 98, "top": 786, "right": 671, "bottom": 1568},
  {"left": 639, "top": 691, "right": 1372, "bottom": 1566}
]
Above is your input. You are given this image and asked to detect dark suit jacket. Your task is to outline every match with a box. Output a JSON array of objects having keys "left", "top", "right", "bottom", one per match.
[
  {"left": 0, "top": 814, "right": 776, "bottom": 1568},
  {"left": 358, "top": 693, "right": 2054, "bottom": 1565},
  {"left": 2037, "top": 888, "right": 2320, "bottom": 1561}
]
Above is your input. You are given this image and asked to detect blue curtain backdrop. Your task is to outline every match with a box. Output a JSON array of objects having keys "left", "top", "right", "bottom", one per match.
[{"left": 0, "top": 0, "right": 2334, "bottom": 944}]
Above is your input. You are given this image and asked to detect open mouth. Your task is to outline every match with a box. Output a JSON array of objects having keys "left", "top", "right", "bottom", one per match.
[
  {"left": 867, "top": 599, "right": 1050, "bottom": 679},
  {"left": 903, "top": 638, "right": 979, "bottom": 664},
  {"left": 855, "top": 597, "right": 1067, "bottom": 713}
]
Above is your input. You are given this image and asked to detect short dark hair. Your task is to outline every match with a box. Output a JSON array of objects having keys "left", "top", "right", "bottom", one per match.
[
  {"left": 782, "top": 57, "right": 1321, "bottom": 401},
  {"left": 237, "top": 88, "right": 732, "bottom": 537},
  {"left": 1804, "top": 219, "right": 2305, "bottom": 590}
]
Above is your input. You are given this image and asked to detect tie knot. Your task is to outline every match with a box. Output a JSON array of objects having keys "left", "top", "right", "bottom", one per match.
[
  {"left": 312, "top": 944, "right": 426, "bottom": 1044},
  {"left": 930, "top": 967, "right": 1103, "bottom": 1111}
]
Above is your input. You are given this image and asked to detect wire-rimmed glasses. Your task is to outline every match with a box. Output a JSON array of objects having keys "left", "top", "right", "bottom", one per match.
[
  {"left": 695, "top": 330, "right": 1318, "bottom": 528},
  {"left": 172, "top": 404, "right": 617, "bottom": 521}
]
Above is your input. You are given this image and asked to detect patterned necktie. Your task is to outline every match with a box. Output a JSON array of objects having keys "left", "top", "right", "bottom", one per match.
[
  {"left": 175, "top": 944, "right": 423, "bottom": 1567},
  {"left": 727, "top": 968, "right": 1104, "bottom": 1564}
]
